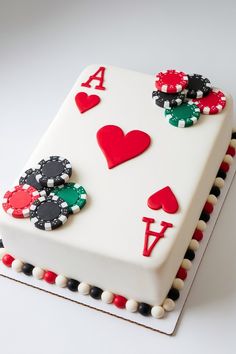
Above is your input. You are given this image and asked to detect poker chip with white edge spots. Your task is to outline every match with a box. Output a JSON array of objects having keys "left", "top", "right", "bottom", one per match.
[
  {"left": 165, "top": 102, "right": 200, "bottom": 128},
  {"left": 50, "top": 183, "right": 87, "bottom": 214},
  {"left": 30, "top": 195, "right": 69, "bottom": 231},
  {"left": 191, "top": 88, "right": 226, "bottom": 114},
  {"left": 2, "top": 184, "right": 40, "bottom": 218},
  {"left": 19, "top": 168, "right": 50, "bottom": 196},
  {"left": 35, "top": 156, "right": 72, "bottom": 188},
  {"left": 152, "top": 90, "right": 185, "bottom": 109},
  {"left": 155, "top": 70, "right": 188, "bottom": 93},
  {"left": 184, "top": 74, "right": 212, "bottom": 99}
]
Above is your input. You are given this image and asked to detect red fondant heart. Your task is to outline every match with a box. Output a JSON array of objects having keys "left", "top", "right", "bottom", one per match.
[
  {"left": 147, "top": 186, "right": 179, "bottom": 214},
  {"left": 75, "top": 92, "right": 100, "bottom": 113},
  {"left": 97, "top": 125, "right": 151, "bottom": 169}
]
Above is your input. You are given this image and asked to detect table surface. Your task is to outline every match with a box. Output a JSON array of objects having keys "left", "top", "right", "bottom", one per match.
[{"left": 0, "top": 1, "right": 236, "bottom": 353}]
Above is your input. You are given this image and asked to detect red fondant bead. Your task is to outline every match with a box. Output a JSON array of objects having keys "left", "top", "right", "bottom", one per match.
[
  {"left": 203, "top": 202, "right": 214, "bottom": 214},
  {"left": 227, "top": 146, "right": 235, "bottom": 157},
  {"left": 193, "top": 229, "right": 203, "bottom": 242},
  {"left": 2, "top": 254, "right": 15, "bottom": 267},
  {"left": 176, "top": 267, "right": 187, "bottom": 280},
  {"left": 113, "top": 295, "right": 127, "bottom": 309},
  {"left": 43, "top": 271, "right": 57, "bottom": 284},
  {"left": 220, "top": 162, "right": 230, "bottom": 173}
]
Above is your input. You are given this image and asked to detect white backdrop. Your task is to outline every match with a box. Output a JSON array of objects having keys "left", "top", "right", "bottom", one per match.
[{"left": 0, "top": 1, "right": 236, "bottom": 353}]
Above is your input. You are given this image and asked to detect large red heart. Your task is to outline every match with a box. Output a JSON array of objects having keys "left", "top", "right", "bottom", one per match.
[
  {"left": 97, "top": 125, "right": 151, "bottom": 169},
  {"left": 147, "top": 186, "right": 179, "bottom": 214},
  {"left": 75, "top": 92, "right": 100, "bottom": 113}
]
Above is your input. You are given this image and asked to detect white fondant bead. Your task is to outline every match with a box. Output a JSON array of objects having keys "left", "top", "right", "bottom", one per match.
[
  {"left": 207, "top": 194, "right": 217, "bottom": 205},
  {"left": 197, "top": 220, "right": 207, "bottom": 231},
  {"left": 11, "top": 259, "right": 23, "bottom": 272},
  {"left": 172, "top": 278, "right": 184, "bottom": 290},
  {"left": 0, "top": 248, "right": 6, "bottom": 260},
  {"left": 151, "top": 306, "right": 165, "bottom": 319},
  {"left": 224, "top": 154, "right": 234, "bottom": 165},
  {"left": 78, "top": 282, "right": 91, "bottom": 295},
  {"left": 214, "top": 177, "right": 225, "bottom": 189},
  {"left": 181, "top": 259, "right": 192, "bottom": 270},
  {"left": 189, "top": 239, "right": 200, "bottom": 251},
  {"left": 32, "top": 266, "right": 45, "bottom": 280},
  {"left": 230, "top": 139, "right": 236, "bottom": 148},
  {"left": 125, "top": 299, "right": 138, "bottom": 312},
  {"left": 101, "top": 290, "right": 114, "bottom": 303},
  {"left": 55, "top": 275, "right": 68, "bottom": 288},
  {"left": 163, "top": 298, "right": 175, "bottom": 312}
]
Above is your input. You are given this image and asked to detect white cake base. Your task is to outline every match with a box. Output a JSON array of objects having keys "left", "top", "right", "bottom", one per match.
[{"left": 1, "top": 159, "right": 235, "bottom": 335}]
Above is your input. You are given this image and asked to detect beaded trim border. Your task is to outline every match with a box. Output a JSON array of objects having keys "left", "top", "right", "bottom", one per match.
[{"left": 0, "top": 133, "right": 235, "bottom": 319}]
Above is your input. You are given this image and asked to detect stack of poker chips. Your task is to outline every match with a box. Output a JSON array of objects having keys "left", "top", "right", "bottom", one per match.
[
  {"left": 152, "top": 70, "right": 226, "bottom": 128},
  {"left": 2, "top": 156, "right": 87, "bottom": 231}
]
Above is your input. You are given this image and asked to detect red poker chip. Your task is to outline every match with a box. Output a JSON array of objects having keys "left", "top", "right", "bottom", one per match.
[
  {"left": 2, "top": 184, "right": 40, "bottom": 218},
  {"left": 191, "top": 88, "right": 226, "bottom": 114},
  {"left": 155, "top": 70, "right": 188, "bottom": 93}
]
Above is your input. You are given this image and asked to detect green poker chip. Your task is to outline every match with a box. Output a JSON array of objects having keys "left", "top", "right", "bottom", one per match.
[
  {"left": 164, "top": 102, "right": 200, "bottom": 128},
  {"left": 50, "top": 182, "right": 87, "bottom": 214}
]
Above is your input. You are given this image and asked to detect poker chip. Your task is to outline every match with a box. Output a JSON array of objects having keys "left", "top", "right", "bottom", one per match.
[
  {"left": 30, "top": 195, "right": 69, "bottom": 231},
  {"left": 35, "top": 156, "right": 72, "bottom": 187},
  {"left": 19, "top": 168, "right": 51, "bottom": 196},
  {"left": 152, "top": 90, "right": 185, "bottom": 109},
  {"left": 191, "top": 88, "right": 226, "bottom": 114},
  {"left": 2, "top": 184, "right": 40, "bottom": 218},
  {"left": 155, "top": 70, "right": 188, "bottom": 93},
  {"left": 165, "top": 102, "right": 200, "bottom": 128},
  {"left": 184, "top": 74, "right": 212, "bottom": 99},
  {"left": 50, "top": 183, "right": 87, "bottom": 214}
]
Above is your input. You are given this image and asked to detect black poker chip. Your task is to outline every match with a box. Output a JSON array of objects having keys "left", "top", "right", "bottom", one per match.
[
  {"left": 30, "top": 195, "right": 69, "bottom": 231},
  {"left": 184, "top": 74, "right": 212, "bottom": 99},
  {"left": 35, "top": 156, "right": 72, "bottom": 188},
  {"left": 19, "top": 168, "right": 52, "bottom": 196},
  {"left": 152, "top": 90, "right": 185, "bottom": 109}
]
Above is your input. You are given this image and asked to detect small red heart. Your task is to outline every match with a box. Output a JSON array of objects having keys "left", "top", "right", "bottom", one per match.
[
  {"left": 97, "top": 125, "right": 151, "bottom": 169},
  {"left": 75, "top": 92, "right": 100, "bottom": 113},
  {"left": 147, "top": 186, "right": 179, "bottom": 214}
]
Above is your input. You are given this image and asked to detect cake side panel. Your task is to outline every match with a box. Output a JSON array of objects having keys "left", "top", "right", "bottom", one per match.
[{"left": 155, "top": 99, "right": 233, "bottom": 302}]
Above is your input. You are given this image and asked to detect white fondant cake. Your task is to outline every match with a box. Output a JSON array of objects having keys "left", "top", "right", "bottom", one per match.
[{"left": 0, "top": 65, "right": 233, "bottom": 307}]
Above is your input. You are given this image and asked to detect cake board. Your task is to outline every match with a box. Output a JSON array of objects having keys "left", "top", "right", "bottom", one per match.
[{"left": 0, "top": 159, "right": 235, "bottom": 335}]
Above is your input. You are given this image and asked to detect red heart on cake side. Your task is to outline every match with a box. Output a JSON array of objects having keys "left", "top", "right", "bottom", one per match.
[
  {"left": 75, "top": 92, "right": 101, "bottom": 113},
  {"left": 147, "top": 186, "right": 179, "bottom": 214},
  {"left": 97, "top": 125, "right": 151, "bottom": 169}
]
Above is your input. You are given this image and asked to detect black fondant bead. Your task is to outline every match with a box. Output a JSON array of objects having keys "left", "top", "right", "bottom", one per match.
[
  {"left": 185, "top": 249, "right": 195, "bottom": 261},
  {"left": 0, "top": 239, "right": 4, "bottom": 248},
  {"left": 217, "top": 169, "right": 227, "bottom": 180},
  {"left": 200, "top": 211, "right": 210, "bottom": 223},
  {"left": 89, "top": 286, "right": 103, "bottom": 299},
  {"left": 232, "top": 132, "right": 236, "bottom": 139},
  {"left": 210, "top": 186, "right": 221, "bottom": 197},
  {"left": 167, "top": 288, "right": 180, "bottom": 301},
  {"left": 67, "top": 279, "right": 79, "bottom": 292},
  {"left": 22, "top": 263, "right": 34, "bottom": 276},
  {"left": 138, "top": 302, "right": 151, "bottom": 316}
]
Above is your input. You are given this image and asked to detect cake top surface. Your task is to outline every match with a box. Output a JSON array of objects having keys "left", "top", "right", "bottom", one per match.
[{"left": 0, "top": 65, "right": 233, "bottom": 270}]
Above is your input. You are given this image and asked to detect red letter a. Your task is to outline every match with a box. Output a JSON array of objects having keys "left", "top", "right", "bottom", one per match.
[
  {"left": 81, "top": 66, "right": 106, "bottom": 91},
  {"left": 142, "top": 217, "right": 173, "bottom": 257}
]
